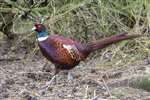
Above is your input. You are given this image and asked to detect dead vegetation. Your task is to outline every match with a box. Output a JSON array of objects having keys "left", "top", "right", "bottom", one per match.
[{"left": 0, "top": 0, "right": 150, "bottom": 100}]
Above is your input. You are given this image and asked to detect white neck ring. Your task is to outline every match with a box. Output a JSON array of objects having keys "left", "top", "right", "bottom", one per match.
[{"left": 38, "top": 36, "right": 48, "bottom": 41}]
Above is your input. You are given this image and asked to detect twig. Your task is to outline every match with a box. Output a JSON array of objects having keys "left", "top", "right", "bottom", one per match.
[
  {"left": 84, "top": 85, "right": 89, "bottom": 98},
  {"left": 102, "top": 78, "right": 112, "bottom": 97},
  {"left": 0, "top": 58, "right": 21, "bottom": 61},
  {"left": 39, "top": 75, "right": 57, "bottom": 95}
]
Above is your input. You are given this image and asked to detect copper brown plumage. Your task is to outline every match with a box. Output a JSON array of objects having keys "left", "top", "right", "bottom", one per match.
[{"left": 33, "top": 23, "right": 140, "bottom": 75}]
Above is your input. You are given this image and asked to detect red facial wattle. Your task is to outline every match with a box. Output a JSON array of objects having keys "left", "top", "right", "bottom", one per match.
[{"left": 34, "top": 23, "right": 44, "bottom": 32}]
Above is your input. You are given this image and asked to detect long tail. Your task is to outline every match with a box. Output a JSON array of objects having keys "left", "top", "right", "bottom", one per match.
[{"left": 87, "top": 32, "right": 141, "bottom": 52}]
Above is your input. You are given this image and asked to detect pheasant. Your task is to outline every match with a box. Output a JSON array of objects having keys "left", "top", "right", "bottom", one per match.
[{"left": 32, "top": 23, "right": 140, "bottom": 89}]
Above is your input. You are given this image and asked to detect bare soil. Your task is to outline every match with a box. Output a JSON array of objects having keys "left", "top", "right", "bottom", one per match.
[{"left": 0, "top": 38, "right": 150, "bottom": 100}]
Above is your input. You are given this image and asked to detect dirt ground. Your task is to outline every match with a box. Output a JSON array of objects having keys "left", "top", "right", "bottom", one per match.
[{"left": 0, "top": 38, "right": 150, "bottom": 100}]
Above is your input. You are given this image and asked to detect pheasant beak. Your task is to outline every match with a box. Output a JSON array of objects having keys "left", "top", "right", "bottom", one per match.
[{"left": 32, "top": 26, "right": 36, "bottom": 31}]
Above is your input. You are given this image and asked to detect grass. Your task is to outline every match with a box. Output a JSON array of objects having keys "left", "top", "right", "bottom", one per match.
[{"left": 1, "top": 0, "right": 150, "bottom": 67}]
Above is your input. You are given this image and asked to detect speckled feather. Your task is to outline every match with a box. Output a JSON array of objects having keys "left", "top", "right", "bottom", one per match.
[{"left": 38, "top": 35, "right": 89, "bottom": 70}]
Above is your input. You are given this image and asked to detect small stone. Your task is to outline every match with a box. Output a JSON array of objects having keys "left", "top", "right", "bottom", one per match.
[{"left": 91, "top": 69, "right": 96, "bottom": 73}]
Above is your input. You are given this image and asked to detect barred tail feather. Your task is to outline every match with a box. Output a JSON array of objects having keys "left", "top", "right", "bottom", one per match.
[{"left": 87, "top": 32, "right": 141, "bottom": 52}]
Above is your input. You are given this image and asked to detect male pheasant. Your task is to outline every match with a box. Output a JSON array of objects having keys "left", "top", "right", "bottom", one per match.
[
  {"left": 32, "top": 23, "right": 140, "bottom": 75},
  {"left": 32, "top": 23, "right": 140, "bottom": 91}
]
